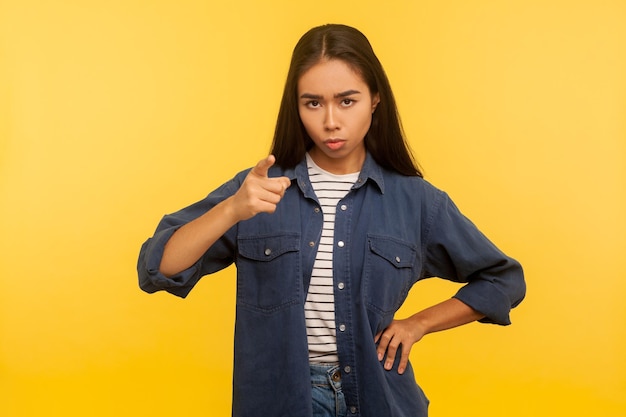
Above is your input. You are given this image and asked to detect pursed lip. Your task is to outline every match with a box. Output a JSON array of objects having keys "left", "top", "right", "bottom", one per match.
[{"left": 323, "top": 138, "right": 346, "bottom": 151}]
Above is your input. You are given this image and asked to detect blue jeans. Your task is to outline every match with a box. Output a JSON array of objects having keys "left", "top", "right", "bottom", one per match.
[{"left": 310, "top": 364, "right": 347, "bottom": 417}]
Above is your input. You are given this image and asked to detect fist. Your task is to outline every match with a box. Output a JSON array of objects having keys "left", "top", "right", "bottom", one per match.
[{"left": 231, "top": 155, "right": 291, "bottom": 221}]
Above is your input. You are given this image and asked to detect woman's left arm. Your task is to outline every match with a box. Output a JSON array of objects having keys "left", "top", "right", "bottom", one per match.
[{"left": 375, "top": 188, "right": 525, "bottom": 375}]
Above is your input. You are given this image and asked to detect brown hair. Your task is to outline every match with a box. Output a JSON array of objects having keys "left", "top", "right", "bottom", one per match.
[{"left": 270, "top": 24, "right": 422, "bottom": 177}]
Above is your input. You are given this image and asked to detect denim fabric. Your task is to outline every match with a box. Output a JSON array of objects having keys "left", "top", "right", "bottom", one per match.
[
  {"left": 138, "top": 153, "right": 525, "bottom": 417},
  {"left": 311, "top": 364, "right": 347, "bottom": 417}
]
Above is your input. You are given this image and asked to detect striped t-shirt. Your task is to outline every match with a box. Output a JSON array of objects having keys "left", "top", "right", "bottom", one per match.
[{"left": 305, "top": 153, "right": 359, "bottom": 364}]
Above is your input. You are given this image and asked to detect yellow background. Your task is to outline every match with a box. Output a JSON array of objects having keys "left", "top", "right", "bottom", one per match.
[{"left": 1, "top": 0, "right": 625, "bottom": 416}]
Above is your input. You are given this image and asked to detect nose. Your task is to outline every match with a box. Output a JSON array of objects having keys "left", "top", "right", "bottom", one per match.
[{"left": 324, "top": 106, "right": 339, "bottom": 131}]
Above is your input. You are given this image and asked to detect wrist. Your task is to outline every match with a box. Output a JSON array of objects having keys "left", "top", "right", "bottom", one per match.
[
  {"left": 218, "top": 195, "right": 245, "bottom": 224},
  {"left": 408, "top": 313, "right": 431, "bottom": 339}
]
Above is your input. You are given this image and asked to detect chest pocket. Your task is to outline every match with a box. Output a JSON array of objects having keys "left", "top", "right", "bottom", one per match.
[
  {"left": 364, "top": 234, "right": 417, "bottom": 315},
  {"left": 236, "top": 233, "right": 301, "bottom": 313}
]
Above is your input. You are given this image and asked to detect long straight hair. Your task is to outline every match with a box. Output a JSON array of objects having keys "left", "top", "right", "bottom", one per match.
[{"left": 270, "top": 24, "right": 422, "bottom": 177}]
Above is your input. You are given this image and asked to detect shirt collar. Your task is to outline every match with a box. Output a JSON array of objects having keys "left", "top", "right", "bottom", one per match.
[{"left": 285, "top": 152, "right": 385, "bottom": 195}]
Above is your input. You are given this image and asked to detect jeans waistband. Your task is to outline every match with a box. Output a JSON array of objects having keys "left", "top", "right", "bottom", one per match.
[{"left": 310, "top": 363, "right": 342, "bottom": 391}]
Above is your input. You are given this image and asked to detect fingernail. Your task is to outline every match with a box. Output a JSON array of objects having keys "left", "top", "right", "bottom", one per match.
[{"left": 378, "top": 353, "right": 383, "bottom": 361}]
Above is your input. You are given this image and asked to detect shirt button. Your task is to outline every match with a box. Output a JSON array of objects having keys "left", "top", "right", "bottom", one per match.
[
  {"left": 337, "top": 282, "right": 345, "bottom": 290},
  {"left": 337, "top": 241, "right": 345, "bottom": 248},
  {"left": 340, "top": 204, "right": 347, "bottom": 211},
  {"left": 350, "top": 406, "right": 357, "bottom": 414},
  {"left": 264, "top": 248, "right": 272, "bottom": 256},
  {"left": 339, "top": 324, "right": 346, "bottom": 332},
  {"left": 395, "top": 256, "right": 401, "bottom": 263},
  {"left": 309, "top": 241, "right": 315, "bottom": 247},
  {"left": 314, "top": 207, "right": 320, "bottom": 213},
  {"left": 344, "top": 365, "right": 351, "bottom": 374}
]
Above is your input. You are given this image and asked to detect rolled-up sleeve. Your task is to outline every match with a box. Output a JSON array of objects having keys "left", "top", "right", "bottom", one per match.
[
  {"left": 422, "top": 191, "right": 526, "bottom": 325},
  {"left": 137, "top": 175, "right": 244, "bottom": 298}
]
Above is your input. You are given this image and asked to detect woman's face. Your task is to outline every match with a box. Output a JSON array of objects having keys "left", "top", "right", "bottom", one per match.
[{"left": 297, "top": 59, "right": 379, "bottom": 174}]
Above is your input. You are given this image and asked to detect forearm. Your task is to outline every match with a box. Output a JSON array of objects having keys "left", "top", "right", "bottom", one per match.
[
  {"left": 159, "top": 196, "right": 239, "bottom": 277},
  {"left": 409, "top": 297, "right": 485, "bottom": 336}
]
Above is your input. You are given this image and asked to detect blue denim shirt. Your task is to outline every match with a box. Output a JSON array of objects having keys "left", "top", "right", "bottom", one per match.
[{"left": 138, "top": 153, "right": 525, "bottom": 417}]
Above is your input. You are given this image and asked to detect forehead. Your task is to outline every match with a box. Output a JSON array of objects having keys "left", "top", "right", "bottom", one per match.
[{"left": 298, "top": 59, "right": 369, "bottom": 93}]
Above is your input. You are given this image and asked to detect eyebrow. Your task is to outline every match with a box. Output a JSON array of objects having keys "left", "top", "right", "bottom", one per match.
[{"left": 300, "top": 90, "right": 362, "bottom": 100}]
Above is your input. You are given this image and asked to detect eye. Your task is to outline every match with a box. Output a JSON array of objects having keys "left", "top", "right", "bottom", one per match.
[
  {"left": 341, "top": 98, "right": 355, "bottom": 107},
  {"left": 306, "top": 100, "right": 320, "bottom": 108}
]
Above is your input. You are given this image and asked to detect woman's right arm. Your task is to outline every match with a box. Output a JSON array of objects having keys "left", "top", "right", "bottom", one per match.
[{"left": 159, "top": 155, "right": 291, "bottom": 277}]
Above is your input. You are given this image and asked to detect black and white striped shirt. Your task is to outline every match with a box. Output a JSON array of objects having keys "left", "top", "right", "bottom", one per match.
[{"left": 305, "top": 153, "right": 359, "bottom": 364}]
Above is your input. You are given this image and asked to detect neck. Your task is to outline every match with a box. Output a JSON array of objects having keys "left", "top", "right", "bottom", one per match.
[{"left": 308, "top": 148, "right": 365, "bottom": 175}]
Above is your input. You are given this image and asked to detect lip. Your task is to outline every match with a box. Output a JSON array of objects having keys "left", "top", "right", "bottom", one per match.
[
  {"left": 324, "top": 138, "right": 346, "bottom": 151},
  {"left": 324, "top": 138, "right": 346, "bottom": 144}
]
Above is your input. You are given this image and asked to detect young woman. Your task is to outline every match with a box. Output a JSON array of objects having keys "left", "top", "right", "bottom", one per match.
[{"left": 138, "top": 24, "right": 525, "bottom": 417}]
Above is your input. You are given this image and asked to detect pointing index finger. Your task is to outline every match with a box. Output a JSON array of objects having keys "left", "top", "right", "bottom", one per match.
[{"left": 251, "top": 155, "right": 276, "bottom": 178}]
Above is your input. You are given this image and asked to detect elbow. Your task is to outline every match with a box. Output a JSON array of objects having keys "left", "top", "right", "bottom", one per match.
[
  {"left": 510, "top": 266, "right": 526, "bottom": 309},
  {"left": 508, "top": 258, "right": 526, "bottom": 308}
]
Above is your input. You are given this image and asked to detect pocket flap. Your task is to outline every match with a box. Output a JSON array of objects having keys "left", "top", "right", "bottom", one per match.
[
  {"left": 238, "top": 233, "right": 300, "bottom": 262},
  {"left": 368, "top": 235, "right": 416, "bottom": 268}
]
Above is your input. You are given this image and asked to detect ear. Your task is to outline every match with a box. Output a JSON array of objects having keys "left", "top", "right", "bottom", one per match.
[{"left": 371, "top": 93, "right": 380, "bottom": 113}]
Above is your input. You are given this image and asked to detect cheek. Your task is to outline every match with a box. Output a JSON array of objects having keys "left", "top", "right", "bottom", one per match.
[{"left": 357, "top": 112, "right": 373, "bottom": 132}]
